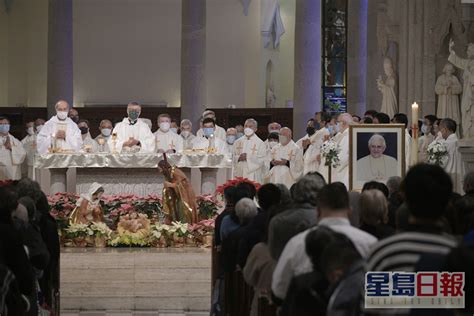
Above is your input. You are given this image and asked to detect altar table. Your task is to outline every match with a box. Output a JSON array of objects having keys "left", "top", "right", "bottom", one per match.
[{"left": 34, "top": 153, "right": 232, "bottom": 196}]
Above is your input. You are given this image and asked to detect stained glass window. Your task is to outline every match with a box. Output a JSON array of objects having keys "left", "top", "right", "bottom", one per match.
[{"left": 322, "top": 0, "right": 348, "bottom": 113}]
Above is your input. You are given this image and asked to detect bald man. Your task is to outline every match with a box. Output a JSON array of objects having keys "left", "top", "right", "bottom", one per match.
[
  {"left": 356, "top": 134, "right": 398, "bottom": 182},
  {"left": 265, "top": 127, "right": 303, "bottom": 188},
  {"left": 37, "top": 100, "right": 83, "bottom": 154},
  {"left": 332, "top": 113, "right": 353, "bottom": 187}
]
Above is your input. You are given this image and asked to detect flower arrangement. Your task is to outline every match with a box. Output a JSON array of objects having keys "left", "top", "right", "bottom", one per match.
[
  {"left": 215, "top": 177, "right": 261, "bottom": 196},
  {"left": 197, "top": 195, "right": 221, "bottom": 220},
  {"left": 48, "top": 192, "right": 78, "bottom": 230},
  {"left": 427, "top": 140, "right": 449, "bottom": 167},
  {"left": 321, "top": 139, "right": 341, "bottom": 168},
  {"left": 65, "top": 223, "right": 93, "bottom": 239},
  {"left": 109, "top": 212, "right": 152, "bottom": 247},
  {"left": 103, "top": 194, "right": 162, "bottom": 226},
  {"left": 90, "top": 222, "right": 113, "bottom": 238}
]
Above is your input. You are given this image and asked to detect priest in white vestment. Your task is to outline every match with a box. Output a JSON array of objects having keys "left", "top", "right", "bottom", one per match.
[
  {"left": 196, "top": 110, "right": 226, "bottom": 141},
  {"left": 94, "top": 119, "right": 113, "bottom": 152},
  {"left": 304, "top": 124, "right": 329, "bottom": 175},
  {"left": 233, "top": 119, "right": 266, "bottom": 183},
  {"left": 155, "top": 114, "right": 183, "bottom": 153},
  {"left": 225, "top": 128, "right": 237, "bottom": 153},
  {"left": 109, "top": 102, "right": 155, "bottom": 153},
  {"left": 265, "top": 127, "right": 303, "bottom": 188},
  {"left": 296, "top": 120, "right": 316, "bottom": 151},
  {"left": 193, "top": 118, "right": 229, "bottom": 155},
  {"left": 21, "top": 121, "right": 37, "bottom": 178},
  {"left": 78, "top": 119, "right": 96, "bottom": 152},
  {"left": 37, "top": 100, "right": 83, "bottom": 154},
  {"left": 332, "top": 113, "right": 353, "bottom": 187},
  {"left": 180, "top": 119, "right": 197, "bottom": 150},
  {"left": 0, "top": 117, "right": 26, "bottom": 180},
  {"left": 418, "top": 115, "right": 437, "bottom": 163},
  {"left": 356, "top": 134, "right": 398, "bottom": 182},
  {"left": 263, "top": 122, "right": 281, "bottom": 152},
  {"left": 437, "top": 118, "right": 463, "bottom": 193},
  {"left": 317, "top": 114, "right": 337, "bottom": 179}
]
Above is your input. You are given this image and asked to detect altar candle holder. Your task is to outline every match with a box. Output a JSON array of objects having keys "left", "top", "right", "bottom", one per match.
[
  {"left": 411, "top": 102, "right": 419, "bottom": 165},
  {"left": 111, "top": 133, "right": 118, "bottom": 154}
]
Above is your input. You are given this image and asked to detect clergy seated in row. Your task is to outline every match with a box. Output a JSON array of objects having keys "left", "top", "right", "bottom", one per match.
[
  {"left": 265, "top": 127, "right": 303, "bottom": 188},
  {"left": 263, "top": 122, "right": 282, "bottom": 152},
  {"left": 0, "top": 117, "right": 26, "bottom": 180},
  {"left": 418, "top": 115, "right": 438, "bottom": 162},
  {"left": 332, "top": 113, "right": 353, "bottom": 188},
  {"left": 356, "top": 134, "right": 398, "bottom": 182},
  {"left": 37, "top": 100, "right": 83, "bottom": 154},
  {"left": 180, "top": 119, "right": 197, "bottom": 150},
  {"left": 434, "top": 118, "right": 463, "bottom": 193},
  {"left": 109, "top": 102, "right": 155, "bottom": 153},
  {"left": 225, "top": 128, "right": 237, "bottom": 153},
  {"left": 196, "top": 110, "right": 226, "bottom": 141},
  {"left": 154, "top": 114, "right": 183, "bottom": 154},
  {"left": 192, "top": 118, "right": 229, "bottom": 154},
  {"left": 94, "top": 119, "right": 113, "bottom": 152},
  {"left": 233, "top": 118, "right": 266, "bottom": 183}
]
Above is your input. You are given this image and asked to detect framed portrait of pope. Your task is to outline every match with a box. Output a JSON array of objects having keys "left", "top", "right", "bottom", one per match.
[{"left": 349, "top": 124, "right": 405, "bottom": 191}]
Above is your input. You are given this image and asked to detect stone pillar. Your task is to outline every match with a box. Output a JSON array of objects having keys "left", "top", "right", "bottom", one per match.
[
  {"left": 47, "top": 0, "right": 73, "bottom": 118},
  {"left": 293, "top": 0, "right": 321, "bottom": 139},
  {"left": 181, "top": 0, "right": 206, "bottom": 132},
  {"left": 347, "top": 0, "right": 368, "bottom": 116}
]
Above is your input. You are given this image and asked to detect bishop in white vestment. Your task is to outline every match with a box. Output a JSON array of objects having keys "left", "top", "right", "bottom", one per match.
[
  {"left": 437, "top": 119, "right": 463, "bottom": 193},
  {"left": 109, "top": 103, "right": 155, "bottom": 153},
  {"left": 37, "top": 101, "right": 83, "bottom": 154},
  {"left": 266, "top": 128, "right": 303, "bottom": 188},
  {"left": 155, "top": 114, "right": 183, "bottom": 153},
  {"left": 233, "top": 119, "right": 266, "bottom": 183},
  {"left": 332, "top": 114, "right": 353, "bottom": 187},
  {"left": 0, "top": 118, "right": 26, "bottom": 180}
]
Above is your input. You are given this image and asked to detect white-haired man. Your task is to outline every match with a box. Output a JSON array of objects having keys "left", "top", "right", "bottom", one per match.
[
  {"left": 180, "top": 119, "right": 196, "bottom": 150},
  {"left": 356, "top": 134, "right": 398, "bottom": 182},
  {"left": 196, "top": 110, "right": 226, "bottom": 141},
  {"left": 265, "top": 127, "right": 303, "bottom": 188},
  {"left": 332, "top": 113, "right": 353, "bottom": 187},
  {"left": 233, "top": 118, "right": 266, "bottom": 183},
  {"left": 264, "top": 122, "right": 282, "bottom": 152},
  {"left": 94, "top": 119, "right": 113, "bottom": 152},
  {"left": 154, "top": 113, "right": 183, "bottom": 154},
  {"left": 109, "top": 102, "right": 155, "bottom": 153},
  {"left": 37, "top": 100, "right": 83, "bottom": 154}
]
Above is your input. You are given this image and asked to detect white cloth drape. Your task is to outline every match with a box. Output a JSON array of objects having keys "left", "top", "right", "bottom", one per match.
[{"left": 261, "top": 0, "right": 285, "bottom": 48}]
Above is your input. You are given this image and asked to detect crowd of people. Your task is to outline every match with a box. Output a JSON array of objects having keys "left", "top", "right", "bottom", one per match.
[
  {"left": 212, "top": 167, "right": 474, "bottom": 316},
  {"left": 0, "top": 179, "right": 60, "bottom": 316}
]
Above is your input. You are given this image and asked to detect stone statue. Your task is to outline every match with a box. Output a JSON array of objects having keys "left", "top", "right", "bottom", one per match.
[
  {"left": 435, "top": 63, "right": 462, "bottom": 125},
  {"left": 448, "top": 40, "right": 474, "bottom": 138},
  {"left": 376, "top": 58, "right": 398, "bottom": 119},
  {"left": 266, "top": 87, "right": 276, "bottom": 108}
]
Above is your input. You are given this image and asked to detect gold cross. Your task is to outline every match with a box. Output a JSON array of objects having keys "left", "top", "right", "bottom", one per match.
[
  {"left": 169, "top": 140, "right": 175, "bottom": 150},
  {"left": 250, "top": 144, "right": 258, "bottom": 155},
  {"left": 271, "top": 149, "right": 276, "bottom": 160},
  {"left": 236, "top": 143, "right": 243, "bottom": 154},
  {"left": 287, "top": 150, "right": 296, "bottom": 161}
]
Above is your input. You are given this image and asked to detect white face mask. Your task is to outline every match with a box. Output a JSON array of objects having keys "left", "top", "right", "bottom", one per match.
[
  {"left": 36, "top": 125, "right": 43, "bottom": 133},
  {"left": 101, "top": 128, "right": 112, "bottom": 137},
  {"left": 57, "top": 111, "right": 68, "bottom": 120},
  {"left": 27, "top": 127, "right": 35, "bottom": 136},
  {"left": 244, "top": 127, "right": 254, "bottom": 137},
  {"left": 279, "top": 135, "right": 289, "bottom": 145},
  {"left": 181, "top": 130, "right": 190, "bottom": 138},
  {"left": 269, "top": 141, "right": 278, "bottom": 149},
  {"left": 160, "top": 122, "right": 171, "bottom": 132},
  {"left": 170, "top": 128, "right": 178, "bottom": 134}
]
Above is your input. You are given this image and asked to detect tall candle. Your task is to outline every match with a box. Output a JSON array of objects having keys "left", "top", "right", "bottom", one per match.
[{"left": 411, "top": 102, "right": 419, "bottom": 166}]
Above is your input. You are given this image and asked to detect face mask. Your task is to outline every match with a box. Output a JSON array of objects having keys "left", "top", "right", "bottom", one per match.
[
  {"left": 57, "top": 111, "right": 68, "bottom": 120},
  {"left": 226, "top": 135, "right": 236, "bottom": 144},
  {"left": 334, "top": 123, "right": 341, "bottom": 133},
  {"left": 70, "top": 116, "right": 79, "bottom": 123},
  {"left": 269, "top": 128, "right": 280, "bottom": 134},
  {"left": 170, "top": 128, "right": 178, "bottom": 134},
  {"left": 181, "top": 130, "right": 190, "bottom": 138},
  {"left": 203, "top": 127, "right": 214, "bottom": 137},
  {"left": 327, "top": 126, "right": 334, "bottom": 135},
  {"left": 79, "top": 127, "right": 89, "bottom": 135},
  {"left": 27, "top": 127, "right": 35, "bottom": 136},
  {"left": 0, "top": 125, "right": 10, "bottom": 134},
  {"left": 160, "top": 122, "right": 170, "bottom": 132},
  {"left": 269, "top": 141, "right": 278, "bottom": 149},
  {"left": 279, "top": 135, "right": 289, "bottom": 145},
  {"left": 244, "top": 128, "right": 254, "bottom": 137},
  {"left": 36, "top": 125, "right": 43, "bottom": 133},
  {"left": 236, "top": 132, "right": 244, "bottom": 139},
  {"left": 306, "top": 126, "right": 316, "bottom": 136},
  {"left": 101, "top": 128, "right": 112, "bottom": 137},
  {"left": 128, "top": 111, "right": 140, "bottom": 121},
  {"left": 421, "top": 124, "right": 429, "bottom": 135}
]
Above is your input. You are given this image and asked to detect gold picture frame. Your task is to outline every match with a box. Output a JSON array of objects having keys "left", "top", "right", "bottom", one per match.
[{"left": 349, "top": 124, "right": 406, "bottom": 191}]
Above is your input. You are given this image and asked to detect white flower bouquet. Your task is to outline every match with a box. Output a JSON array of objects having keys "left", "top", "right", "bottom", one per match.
[
  {"left": 65, "top": 223, "right": 93, "bottom": 239},
  {"left": 320, "top": 139, "right": 341, "bottom": 168},
  {"left": 427, "top": 140, "right": 448, "bottom": 166},
  {"left": 90, "top": 222, "right": 113, "bottom": 238}
]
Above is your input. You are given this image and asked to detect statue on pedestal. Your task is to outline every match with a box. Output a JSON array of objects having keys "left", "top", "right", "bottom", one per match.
[
  {"left": 69, "top": 182, "right": 104, "bottom": 225},
  {"left": 435, "top": 63, "right": 462, "bottom": 125},
  {"left": 377, "top": 58, "right": 398, "bottom": 119},
  {"left": 448, "top": 40, "right": 474, "bottom": 138},
  {"left": 266, "top": 87, "right": 276, "bottom": 108}
]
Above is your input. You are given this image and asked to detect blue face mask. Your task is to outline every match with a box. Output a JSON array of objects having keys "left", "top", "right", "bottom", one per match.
[
  {"left": 327, "top": 126, "right": 334, "bottom": 135},
  {"left": 0, "top": 124, "right": 10, "bottom": 134},
  {"left": 203, "top": 127, "right": 214, "bottom": 137},
  {"left": 226, "top": 135, "right": 236, "bottom": 144}
]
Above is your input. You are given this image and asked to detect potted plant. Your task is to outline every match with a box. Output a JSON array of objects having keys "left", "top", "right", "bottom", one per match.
[
  {"left": 90, "top": 222, "right": 113, "bottom": 247},
  {"left": 65, "top": 223, "right": 93, "bottom": 247}
]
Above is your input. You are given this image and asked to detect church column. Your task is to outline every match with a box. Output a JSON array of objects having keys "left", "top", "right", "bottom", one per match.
[
  {"left": 293, "top": 0, "right": 321, "bottom": 139},
  {"left": 181, "top": 0, "right": 206, "bottom": 132},
  {"left": 47, "top": 0, "right": 73, "bottom": 118}
]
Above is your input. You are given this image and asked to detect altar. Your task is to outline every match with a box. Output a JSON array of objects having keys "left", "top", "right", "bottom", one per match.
[{"left": 34, "top": 153, "right": 233, "bottom": 196}]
